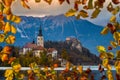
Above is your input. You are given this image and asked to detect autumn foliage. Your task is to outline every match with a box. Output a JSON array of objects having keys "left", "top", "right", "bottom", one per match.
[{"left": 0, "top": 0, "right": 120, "bottom": 80}]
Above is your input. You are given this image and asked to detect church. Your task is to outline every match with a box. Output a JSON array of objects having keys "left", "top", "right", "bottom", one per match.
[
  {"left": 19, "top": 26, "right": 44, "bottom": 57},
  {"left": 19, "top": 26, "right": 58, "bottom": 58}
]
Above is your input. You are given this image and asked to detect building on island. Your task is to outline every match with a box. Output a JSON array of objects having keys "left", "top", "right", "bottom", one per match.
[{"left": 19, "top": 26, "right": 57, "bottom": 58}]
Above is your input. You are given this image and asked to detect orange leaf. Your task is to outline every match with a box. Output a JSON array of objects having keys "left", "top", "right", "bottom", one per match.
[
  {"left": 108, "top": 46, "right": 112, "bottom": 50},
  {"left": 1, "top": 54, "right": 8, "bottom": 62},
  {"left": 8, "top": 57, "right": 16, "bottom": 64},
  {"left": 74, "top": 1, "right": 79, "bottom": 10},
  {"left": 82, "top": 0, "right": 87, "bottom": 5},
  {"left": 2, "top": 0, "right": 13, "bottom": 7},
  {"left": 21, "top": 0, "right": 30, "bottom": 9},
  {"left": 2, "top": 46, "right": 12, "bottom": 54},
  {"left": 58, "top": 0, "right": 65, "bottom": 5},
  {"left": 107, "top": 2, "right": 114, "bottom": 12},
  {"left": 44, "top": 0, "right": 52, "bottom": 5},
  {"left": 66, "top": 0, "right": 70, "bottom": 4},
  {"left": 107, "top": 23, "right": 116, "bottom": 34},
  {"left": 112, "top": 0, "right": 120, "bottom": 4}
]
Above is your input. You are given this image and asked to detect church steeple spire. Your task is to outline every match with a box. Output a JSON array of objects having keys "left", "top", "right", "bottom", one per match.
[
  {"left": 37, "top": 25, "right": 44, "bottom": 47},
  {"left": 38, "top": 26, "right": 42, "bottom": 36}
]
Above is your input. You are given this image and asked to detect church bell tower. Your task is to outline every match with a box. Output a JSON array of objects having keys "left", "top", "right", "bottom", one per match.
[{"left": 37, "top": 26, "right": 44, "bottom": 47}]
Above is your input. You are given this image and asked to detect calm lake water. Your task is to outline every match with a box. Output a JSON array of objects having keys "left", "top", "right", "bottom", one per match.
[{"left": 0, "top": 66, "right": 117, "bottom": 80}]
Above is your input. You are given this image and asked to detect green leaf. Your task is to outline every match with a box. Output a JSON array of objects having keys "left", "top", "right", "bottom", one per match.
[
  {"left": 0, "top": 2, "right": 4, "bottom": 12},
  {"left": 88, "top": 0, "right": 93, "bottom": 9},
  {"left": 91, "top": 8, "right": 101, "bottom": 18}
]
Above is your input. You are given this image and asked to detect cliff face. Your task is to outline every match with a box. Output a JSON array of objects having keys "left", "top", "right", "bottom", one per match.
[
  {"left": 66, "top": 37, "right": 82, "bottom": 52},
  {"left": 45, "top": 38, "right": 101, "bottom": 65}
]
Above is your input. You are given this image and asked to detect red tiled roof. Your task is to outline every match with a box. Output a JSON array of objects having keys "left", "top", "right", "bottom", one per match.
[
  {"left": 23, "top": 43, "right": 44, "bottom": 50},
  {"left": 33, "top": 46, "right": 44, "bottom": 50},
  {"left": 23, "top": 43, "right": 37, "bottom": 48},
  {"left": 47, "top": 48, "right": 56, "bottom": 52}
]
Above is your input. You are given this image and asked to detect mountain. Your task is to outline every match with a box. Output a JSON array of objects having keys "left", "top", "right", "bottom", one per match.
[{"left": 9, "top": 14, "right": 113, "bottom": 55}]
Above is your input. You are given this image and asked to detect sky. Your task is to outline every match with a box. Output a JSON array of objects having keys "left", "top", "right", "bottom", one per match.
[{"left": 11, "top": 0, "right": 119, "bottom": 26}]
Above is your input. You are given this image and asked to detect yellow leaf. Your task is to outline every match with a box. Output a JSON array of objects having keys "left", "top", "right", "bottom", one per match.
[
  {"left": 110, "top": 41, "right": 117, "bottom": 48},
  {"left": 14, "top": 16, "right": 21, "bottom": 23},
  {"left": 3, "top": 6, "right": 11, "bottom": 15},
  {"left": 107, "top": 52, "right": 114, "bottom": 59},
  {"left": 97, "top": 46, "right": 106, "bottom": 53},
  {"left": 64, "top": 9, "right": 77, "bottom": 17},
  {"left": 4, "top": 69, "right": 13, "bottom": 77},
  {"left": 101, "top": 26, "right": 109, "bottom": 35},
  {"left": 66, "top": 61, "right": 70, "bottom": 70},
  {"left": 113, "top": 32, "right": 120, "bottom": 41},
  {"left": 11, "top": 25, "right": 16, "bottom": 34},
  {"left": 11, "top": 15, "right": 16, "bottom": 22},
  {"left": 78, "top": 65, "right": 83, "bottom": 74},
  {"left": 4, "top": 22, "right": 11, "bottom": 34},
  {"left": 91, "top": 8, "right": 101, "bottom": 19},
  {"left": 0, "top": 34, "right": 5, "bottom": 43},
  {"left": 6, "top": 14, "right": 12, "bottom": 20},
  {"left": 12, "top": 64, "right": 21, "bottom": 73},
  {"left": 44, "top": 0, "right": 52, "bottom": 5},
  {"left": 110, "top": 15, "right": 116, "bottom": 23},
  {"left": 118, "top": 38, "right": 120, "bottom": 46},
  {"left": 7, "top": 15, "right": 21, "bottom": 23},
  {"left": 99, "top": 52, "right": 107, "bottom": 59},
  {"left": 21, "top": 0, "right": 30, "bottom": 9},
  {"left": 112, "top": 6, "right": 120, "bottom": 15},
  {"left": 106, "top": 64, "right": 112, "bottom": 70},
  {"left": 106, "top": 70, "right": 114, "bottom": 80},
  {"left": 102, "top": 58, "right": 109, "bottom": 68},
  {"left": 116, "top": 67, "right": 120, "bottom": 75},
  {"left": 79, "top": 10, "right": 88, "bottom": 18},
  {"left": 116, "top": 50, "right": 120, "bottom": 60},
  {"left": 6, "top": 35, "right": 15, "bottom": 44}
]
